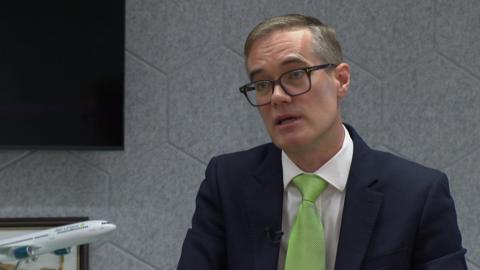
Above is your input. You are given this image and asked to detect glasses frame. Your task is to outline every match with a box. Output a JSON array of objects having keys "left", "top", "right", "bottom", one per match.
[{"left": 239, "top": 63, "right": 337, "bottom": 107}]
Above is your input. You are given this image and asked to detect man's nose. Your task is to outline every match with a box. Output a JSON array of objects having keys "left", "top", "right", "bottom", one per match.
[{"left": 270, "top": 83, "right": 292, "bottom": 105}]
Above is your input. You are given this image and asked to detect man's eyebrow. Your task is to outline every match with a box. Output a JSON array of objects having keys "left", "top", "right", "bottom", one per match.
[
  {"left": 248, "top": 57, "right": 309, "bottom": 81},
  {"left": 248, "top": 69, "right": 263, "bottom": 81},
  {"left": 281, "top": 57, "right": 308, "bottom": 66}
]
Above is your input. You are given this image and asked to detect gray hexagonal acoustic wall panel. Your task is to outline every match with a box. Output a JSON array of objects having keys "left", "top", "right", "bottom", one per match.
[{"left": 0, "top": 1, "right": 479, "bottom": 269}]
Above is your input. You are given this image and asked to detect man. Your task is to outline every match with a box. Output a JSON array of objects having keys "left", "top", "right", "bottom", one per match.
[{"left": 177, "top": 14, "right": 467, "bottom": 270}]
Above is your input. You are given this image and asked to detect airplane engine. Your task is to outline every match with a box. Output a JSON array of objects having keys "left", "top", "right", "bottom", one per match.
[
  {"left": 13, "top": 246, "right": 34, "bottom": 259},
  {"left": 53, "top": 247, "right": 71, "bottom": 256}
]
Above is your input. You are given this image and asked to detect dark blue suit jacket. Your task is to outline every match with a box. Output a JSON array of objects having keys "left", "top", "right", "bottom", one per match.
[{"left": 177, "top": 126, "right": 467, "bottom": 270}]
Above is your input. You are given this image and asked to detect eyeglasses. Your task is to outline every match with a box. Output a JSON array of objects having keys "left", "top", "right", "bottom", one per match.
[{"left": 239, "top": 63, "right": 337, "bottom": 107}]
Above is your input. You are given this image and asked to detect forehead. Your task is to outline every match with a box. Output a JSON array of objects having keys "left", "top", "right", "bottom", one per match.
[{"left": 246, "top": 29, "right": 318, "bottom": 77}]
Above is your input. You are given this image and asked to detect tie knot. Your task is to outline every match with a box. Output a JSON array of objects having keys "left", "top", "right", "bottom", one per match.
[{"left": 292, "top": 174, "right": 328, "bottom": 202}]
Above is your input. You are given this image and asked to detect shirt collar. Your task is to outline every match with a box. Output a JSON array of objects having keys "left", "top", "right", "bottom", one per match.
[{"left": 281, "top": 125, "right": 354, "bottom": 192}]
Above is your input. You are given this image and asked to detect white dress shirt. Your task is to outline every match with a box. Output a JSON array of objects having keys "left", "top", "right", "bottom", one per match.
[{"left": 277, "top": 125, "right": 354, "bottom": 270}]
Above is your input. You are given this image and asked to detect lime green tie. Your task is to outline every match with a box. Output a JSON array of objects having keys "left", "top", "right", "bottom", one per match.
[{"left": 285, "top": 174, "right": 328, "bottom": 270}]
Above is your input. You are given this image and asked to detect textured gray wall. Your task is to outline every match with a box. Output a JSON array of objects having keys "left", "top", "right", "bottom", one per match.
[{"left": 0, "top": 1, "right": 479, "bottom": 269}]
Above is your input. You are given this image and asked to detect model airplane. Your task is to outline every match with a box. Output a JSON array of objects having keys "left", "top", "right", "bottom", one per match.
[{"left": 0, "top": 220, "right": 116, "bottom": 269}]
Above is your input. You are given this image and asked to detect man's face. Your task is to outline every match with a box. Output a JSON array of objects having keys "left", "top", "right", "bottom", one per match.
[{"left": 246, "top": 29, "right": 348, "bottom": 155}]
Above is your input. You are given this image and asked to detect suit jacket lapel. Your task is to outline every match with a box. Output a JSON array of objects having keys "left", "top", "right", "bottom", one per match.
[
  {"left": 335, "top": 126, "right": 384, "bottom": 270},
  {"left": 243, "top": 144, "right": 284, "bottom": 270}
]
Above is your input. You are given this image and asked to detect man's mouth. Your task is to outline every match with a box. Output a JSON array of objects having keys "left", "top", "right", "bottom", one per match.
[{"left": 276, "top": 116, "right": 300, "bottom": 126}]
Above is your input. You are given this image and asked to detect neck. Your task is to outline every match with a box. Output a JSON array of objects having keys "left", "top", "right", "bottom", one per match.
[{"left": 285, "top": 122, "right": 345, "bottom": 172}]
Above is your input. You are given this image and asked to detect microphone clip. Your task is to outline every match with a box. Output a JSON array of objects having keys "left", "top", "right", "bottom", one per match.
[{"left": 264, "top": 227, "right": 283, "bottom": 244}]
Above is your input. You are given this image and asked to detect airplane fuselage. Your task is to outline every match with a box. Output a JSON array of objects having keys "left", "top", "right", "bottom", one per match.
[{"left": 0, "top": 220, "right": 116, "bottom": 261}]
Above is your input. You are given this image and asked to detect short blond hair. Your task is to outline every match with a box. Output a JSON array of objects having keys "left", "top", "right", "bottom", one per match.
[{"left": 244, "top": 14, "right": 343, "bottom": 65}]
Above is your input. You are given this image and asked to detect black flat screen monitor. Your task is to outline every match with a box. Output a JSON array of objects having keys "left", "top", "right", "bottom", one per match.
[{"left": 0, "top": 1, "right": 124, "bottom": 149}]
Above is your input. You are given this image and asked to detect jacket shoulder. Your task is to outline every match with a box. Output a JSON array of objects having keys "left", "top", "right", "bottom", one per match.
[{"left": 370, "top": 148, "right": 446, "bottom": 189}]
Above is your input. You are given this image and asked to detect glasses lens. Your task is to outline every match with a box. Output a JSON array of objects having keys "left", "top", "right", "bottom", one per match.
[
  {"left": 280, "top": 69, "right": 310, "bottom": 95},
  {"left": 244, "top": 81, "right": 272, "bottom": 106}
]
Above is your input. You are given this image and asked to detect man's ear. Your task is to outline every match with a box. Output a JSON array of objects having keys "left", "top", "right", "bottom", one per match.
[{"left": 335, "top": 63, "right": 350, "bottom": 99}]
